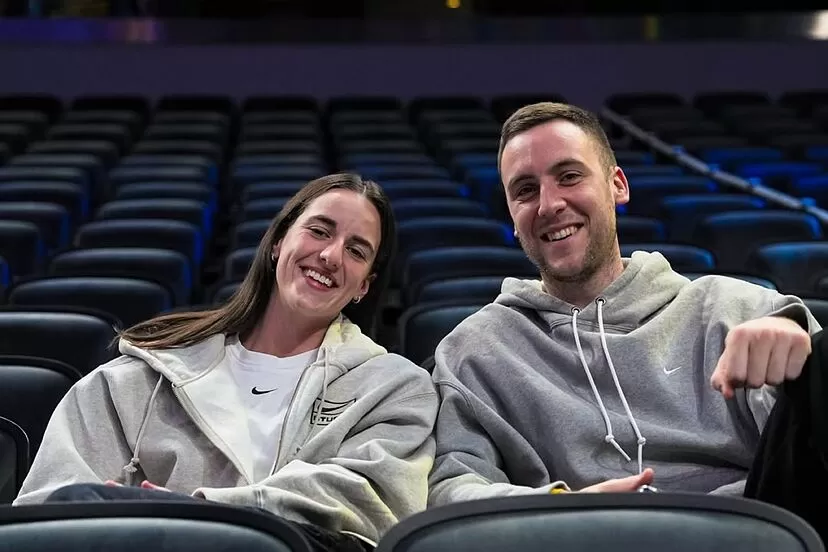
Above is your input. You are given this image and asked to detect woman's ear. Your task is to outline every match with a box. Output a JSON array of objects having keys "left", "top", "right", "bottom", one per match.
[{"left": 358, "top": 273, "right": 377, "bottom": 297}]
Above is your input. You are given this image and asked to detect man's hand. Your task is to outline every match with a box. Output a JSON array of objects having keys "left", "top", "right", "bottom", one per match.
[
  {"left": 711, "top": 316, "right": 811, "bottom": 399},
  {"left": 579, "top": 468, "right": 655, "bottom": 493}
]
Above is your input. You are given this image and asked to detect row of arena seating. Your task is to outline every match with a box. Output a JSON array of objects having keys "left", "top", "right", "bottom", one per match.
[
  {"left": 0, "top": 493, "right": 821, "bottom": 551},
  {"left": 0, "top": 91, "right": 827, "bottom": 512}
]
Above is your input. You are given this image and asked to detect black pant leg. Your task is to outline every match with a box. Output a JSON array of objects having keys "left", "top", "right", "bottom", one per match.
[{"left": 745, "top": 330, "right": 828, "bottom": 542}]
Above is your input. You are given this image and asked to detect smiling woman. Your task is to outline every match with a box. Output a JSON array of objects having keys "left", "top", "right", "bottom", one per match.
[{"left": 13, "top": 173, "right": 439, "bottom": 552}]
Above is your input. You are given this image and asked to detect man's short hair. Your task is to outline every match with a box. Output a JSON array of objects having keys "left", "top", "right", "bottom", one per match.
[{"left": 498, "top": 102, "right": 617, "bottom": 175}]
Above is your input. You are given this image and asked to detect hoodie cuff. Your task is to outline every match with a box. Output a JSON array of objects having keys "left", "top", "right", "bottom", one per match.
[
  {"left": 546, "top": 481, "right": 571, "bottom": 494},
  {"left": 191, "top": 486, "right": 254, "bottom": 507},
  {"left": 771, "top": 302, "right": 814, "bottom": 333}
]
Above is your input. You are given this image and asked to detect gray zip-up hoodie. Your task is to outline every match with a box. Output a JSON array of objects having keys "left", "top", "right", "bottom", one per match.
[
  {"left": 15, "top": 315, "right": 438, "bottom": 544},
  {"left": 429, "top": 251, "right": 821, "bottom": 506}
]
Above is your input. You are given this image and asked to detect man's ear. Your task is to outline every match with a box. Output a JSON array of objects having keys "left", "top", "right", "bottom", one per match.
[{"left": 611, "top": 166, "right": 630, "bottom": 207}]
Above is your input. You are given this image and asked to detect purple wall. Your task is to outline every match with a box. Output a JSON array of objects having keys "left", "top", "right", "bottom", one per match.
[{"left": 0, "top": 41, "right": 826, "bottom": 108}]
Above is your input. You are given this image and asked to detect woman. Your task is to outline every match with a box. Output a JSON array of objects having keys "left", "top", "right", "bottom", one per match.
[{"left": 14, "top": 174, "right": 438, "bottom": 551}]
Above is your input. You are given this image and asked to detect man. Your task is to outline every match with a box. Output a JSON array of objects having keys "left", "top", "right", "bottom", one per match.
[{"left": 428, "top": 102, "right": 822, "bottom": 506}]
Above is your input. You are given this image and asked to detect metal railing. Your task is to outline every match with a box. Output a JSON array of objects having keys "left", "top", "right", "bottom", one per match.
[{"left": 601, "top": 107, "right": 828, "bottom": 229}]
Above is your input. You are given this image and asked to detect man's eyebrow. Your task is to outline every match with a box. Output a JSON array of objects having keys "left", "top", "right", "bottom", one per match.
[{"left": 506, "top": 158, "right": 586, "bottom": 191}]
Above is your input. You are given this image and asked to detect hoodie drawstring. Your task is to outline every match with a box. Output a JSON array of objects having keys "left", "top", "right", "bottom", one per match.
[
  {"left": 119, "top": 373, "right": 164, "bottom": 484},
  {"left": 571, "top": 299, "right": 647, "bottom": 474}
]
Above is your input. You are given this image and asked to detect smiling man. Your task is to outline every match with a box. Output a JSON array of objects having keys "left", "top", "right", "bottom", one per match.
[{"left": 427, "top": 103, "right": 823, "bottom": 521}]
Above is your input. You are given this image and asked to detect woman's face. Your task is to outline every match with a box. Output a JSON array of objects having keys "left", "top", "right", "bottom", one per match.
[{"left": 271, "top": 189, "right": 381, "bottom": 323}]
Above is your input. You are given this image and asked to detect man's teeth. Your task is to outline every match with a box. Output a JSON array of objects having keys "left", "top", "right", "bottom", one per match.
[
  {"left": 545, "top": 226, "right": 577, "bottom": 242},
  {"left": 304, "top": 269, "right": 333, "bottom": 287}
]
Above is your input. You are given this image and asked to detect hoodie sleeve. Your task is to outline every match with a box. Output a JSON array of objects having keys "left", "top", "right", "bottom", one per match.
[
  {"left": 704, "top": 285, "right": 822, "bottom": 496},
  {"left": 13, "top": 365, "right": 138, "bottom": 505},
  {"left": 428, "top": 330, "right": 569, "bottom": 507},
  {"left": 193, "top": 387, "right": 438, "bottom": 543}
]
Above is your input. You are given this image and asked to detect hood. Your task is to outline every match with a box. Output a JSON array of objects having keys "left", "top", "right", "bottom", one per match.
[
  {"left": 119, "top": 314, "right": 387, "bottom": 385},
  {"left": 496, "top": 251, "right": 689, "bottom": 328}
]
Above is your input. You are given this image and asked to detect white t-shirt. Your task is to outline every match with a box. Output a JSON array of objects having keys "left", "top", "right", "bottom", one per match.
[{"left": 225, "top": 337, "right": 319, "bottom": 482}]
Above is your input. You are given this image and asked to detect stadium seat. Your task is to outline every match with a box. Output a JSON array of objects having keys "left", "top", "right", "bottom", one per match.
[
  {"left": 804, "top": 299, "right": 828, "bottom": 327},
  {"left": 660, "top": 195, "right": 766, "bottom": 243},
  {"left": 8, "top": 276, "right": 173, "bottom": 328},
  {"left": 0, "top": 356, "right": 78, "bottom": 457},
  {"left": 0, "top": 202, "right": 70, "bottom": 251},
  {"left": 617, "top": 217, "right": 667, "bottom": 244},
  {"left": 95, "top": 199, "right": 212, "bottom": 240},
  {"left": 0, "top": 182, "right": 89, "bottom": 230},
  {"left": 75, "top": 220, "right": 203, "bottom": 273},
  {"left": 402, "top": 246, "right": 536, "bottom": 305},
  {"left": 392, "top": 198, "right": 487, "bottom": 221},
  {"left": 747, "top": 243, "right": 828, "bottom": 296},
  {"left": 0, "top": 308, "right": 117, "bottom": 376},
  {"left": 417, "top": 276, "right": 513, "bottom": 305},
  {"left": 694, "top": 211, "right": 823, "bottom": 273},
  {"left": 621, "top": 244, "right": 716, "bottom": 271},
  {"left": 398, "top": 301, "right": 484, "bottom": 365},
  {"left": 0, "top": 416, "right": 28, "bottom": 504},
  {"left": 0, "top": 221, "right": 44, "bottom": 279},
  {"left": 0, "top": 501, "right": 315, "bottom": 552},
  {"left": 233, "top": 220, "right": 271, "bottom": 249},
  {"left": 376, "top": 493, "right": 823, "bottom": 552},
  {"left": 397, "top": 217, "right": 514, "bottom": 261}
]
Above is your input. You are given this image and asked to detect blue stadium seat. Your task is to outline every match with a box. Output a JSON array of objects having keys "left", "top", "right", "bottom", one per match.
[
  {"left": 402, "top": 246, "right": 536, "bottom": 304},
  {"left": 75, "top": 220, "right": 203, "bottom": 274},
  {"left": 626, "top": 176, "right": 717, "bottom": 217},
  {"left": 621, "top": 244, "right": 716, "bottom": 271},
  {"left": 232, "top": 220, "right": 270, "bottom": 249},
  {"left": 694, "top": 211, "right": 823, "bottom": 273},
  {"left": 0, "top": 415, "right": 28, "bottom": 503},
  {"left": 115, "top": 183, "right": 217, "bottom": 214},
  {"left": 95, "top": 199, "right": 212, "bottom": 240},
  {"left": 791, "top": 175, "right": 828, "bottom": 208},
  {"left": 8, "top": 276, "right": 173, "bottom": 329},
  {"left": 660, "top": 194, "right": 766, "bottom": 243},
  {"left": 0, "top": 221, "right": 44, "bottom": 279},
  {"left": 397, "top": 218, "right": 514, "bottom": 261},
  {"left": 49, "top": 248, "right": 192, "bottom": 306},
  {"left": 398, "top": 301, "right": 485, "bottom": 365},
  {"left": 417, "top": 276, "right": 519, "bottom": 305},
  {"left": 747, "top": 242, "right": 828, "bottom": 296},
  {"left": 381, "top": 180, "right": 470, "bottom": 201},
  {"left": 617, "top": 217, "right": 667, "bottom": 244},
  {"left": 392, "top": 198, "right": 487, "bottom": 221},
  {"left": 0, "top": 307, "right": 117, "bottom": 377},
  {"left": 0, "top": 202, "right": 70, "bottom": 250},
  {"left": 0, "top": 356, "right": 77, "bottom": 460},
  {"left": 241, "top": 182, "right": 306, "bottom": 202}
]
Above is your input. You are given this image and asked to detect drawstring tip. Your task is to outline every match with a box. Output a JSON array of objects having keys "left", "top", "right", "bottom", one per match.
[{"left": 122, "top": 457, "right": 139, "bottom": 475}]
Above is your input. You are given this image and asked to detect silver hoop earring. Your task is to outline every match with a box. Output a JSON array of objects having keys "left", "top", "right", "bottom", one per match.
[
  {"left": 513, "top": 229, "right": 518, "bottom": 238},
  {"left": 352, "top": 296, "right": 362, "bottom": 304},
  {"left": 270, "top": 253, "right": 276, "bottom": 262}
]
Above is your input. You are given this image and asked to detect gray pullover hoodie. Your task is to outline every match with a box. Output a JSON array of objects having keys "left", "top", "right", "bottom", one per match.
[
  {"left": 429, "top": 252, "right": 821, "bottom": 506},
  {"left": 15, "top": 315, "right": 438, "bottom": 545}
]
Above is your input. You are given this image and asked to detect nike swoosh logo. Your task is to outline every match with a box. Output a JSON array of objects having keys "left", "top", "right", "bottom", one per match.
[
  {"left": 251, "top": 387, "right": 278, "bottom": 395},
  {"left": 663, "top": 367, "right": 682, "bottom": 376}
]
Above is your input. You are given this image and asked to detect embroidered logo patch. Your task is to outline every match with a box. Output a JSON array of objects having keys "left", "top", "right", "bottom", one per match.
[{"left": 310, "top": 398, "right": 356, "bottom": 426}]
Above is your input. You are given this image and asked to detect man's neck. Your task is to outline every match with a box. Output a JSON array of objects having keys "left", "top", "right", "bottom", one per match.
[{"left": 542, "top": 257, "right": 625, "bottom": 309}]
